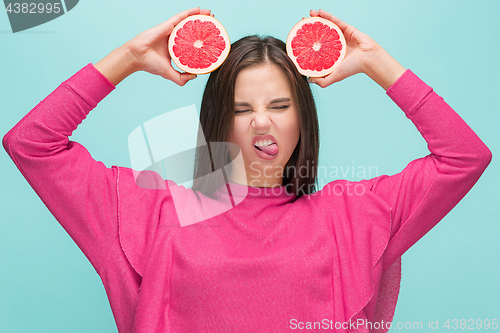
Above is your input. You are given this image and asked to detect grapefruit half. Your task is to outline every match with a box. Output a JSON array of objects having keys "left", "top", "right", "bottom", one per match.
[
  {"left": 168, "top": 15, "right": 230, "bottom": 75},
  {"left": 286, "top": 17, "right": 346, "bottom": 78}
]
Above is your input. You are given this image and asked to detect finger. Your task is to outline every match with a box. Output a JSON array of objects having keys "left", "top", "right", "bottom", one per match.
[
  {"left": 160, "top": 65, "right": 184, "bottom": 85},
  {"left": 180, "top": 72, "right": 198, "bottom": 85},
  {"left": 199, "top": 8, "right": 211, "bottom": 15},
  {"left": 309, "top": 9, "right": 319, "bottom": 17},
  {"left": 308, "top": 70, "right": 342, "bottom": 88},
  {"left": 308, "top": 76, "right": 332, "bottom": 89},
  {"left": 317, "top": 9, "right": 351, "bottom": 31},
  {"left": 161, "top": 66, "right": 197, "bottom": 86}
]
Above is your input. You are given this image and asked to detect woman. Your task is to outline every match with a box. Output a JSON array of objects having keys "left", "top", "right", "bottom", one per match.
[{"left": 3, "top": 7, "right": 491, "bottom": 333}]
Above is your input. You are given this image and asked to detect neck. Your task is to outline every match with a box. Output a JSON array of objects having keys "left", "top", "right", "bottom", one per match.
[{"left": 227, "top": 164, "right": 283, "bottom": 188}]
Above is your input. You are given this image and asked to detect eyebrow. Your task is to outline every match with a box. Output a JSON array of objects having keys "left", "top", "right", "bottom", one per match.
[
  {"left": 270, "top": 98, "right": 291, "bottom": 104},
  {"left": 234, "top": 98, "right": 291, "bottom": 107}
]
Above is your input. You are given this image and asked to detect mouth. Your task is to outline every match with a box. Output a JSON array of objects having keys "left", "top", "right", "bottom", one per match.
[{"left": 253, "top": 135, "right": 279, "bottom": 159}]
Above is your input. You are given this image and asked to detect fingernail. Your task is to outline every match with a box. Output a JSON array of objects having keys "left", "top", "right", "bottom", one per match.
[{"left": 308, "top": 79, "right": 316, "bottom": 84}]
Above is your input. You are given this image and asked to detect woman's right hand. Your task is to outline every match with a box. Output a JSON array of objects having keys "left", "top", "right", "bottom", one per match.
[{"left": 95, "top": 7, "right": 212, "bottom": 86}]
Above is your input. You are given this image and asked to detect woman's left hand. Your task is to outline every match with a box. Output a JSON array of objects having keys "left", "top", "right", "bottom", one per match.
[{"left": 308, "top": 9, "right": 406, "bottom": 90}]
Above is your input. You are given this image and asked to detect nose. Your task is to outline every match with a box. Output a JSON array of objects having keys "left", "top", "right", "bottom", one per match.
[{"left": 251, "top": 109, "right": 271, "bottom": 132}]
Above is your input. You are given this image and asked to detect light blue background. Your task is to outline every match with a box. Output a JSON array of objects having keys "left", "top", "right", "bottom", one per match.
[{"left": 1, "top": 0, "right": 498, "bottom": 332}]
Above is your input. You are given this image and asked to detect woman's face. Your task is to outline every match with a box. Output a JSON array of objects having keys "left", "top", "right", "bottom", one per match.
[{"left": 227, "top": 63, "right": 300, "bottom": 187}]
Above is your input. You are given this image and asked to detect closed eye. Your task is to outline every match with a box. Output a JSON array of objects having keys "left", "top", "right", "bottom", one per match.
[
  {"left": 270, "top": 105, "right": 290, "bottom": 110},
  {"left": 235, "top": 110, "right": 251, "bottom": 114}
]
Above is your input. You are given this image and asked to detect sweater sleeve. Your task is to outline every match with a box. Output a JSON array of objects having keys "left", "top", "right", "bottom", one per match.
[
  {"left": 2, "top": 63, "right": 118, "bottom": 274},
  {"left": 371, "top": 69, "right": 492, "bottom": 266}
]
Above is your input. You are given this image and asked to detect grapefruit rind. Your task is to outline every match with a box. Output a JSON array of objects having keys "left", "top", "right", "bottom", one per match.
[
  {"left": 168, "top": 15, "right": 231, "bottom": 75},
  {"left": 286, "top": 17, "right": 346, "bottom": 78}
]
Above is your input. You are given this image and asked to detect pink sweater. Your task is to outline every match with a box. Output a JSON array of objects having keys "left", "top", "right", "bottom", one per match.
[{"left": 3, "top": 64, "right": 491, "bottom": 333}]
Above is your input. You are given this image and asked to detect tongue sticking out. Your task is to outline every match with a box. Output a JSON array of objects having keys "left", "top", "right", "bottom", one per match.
[{"left": 258, "top": 143, "right": 279, "bottom": 156}]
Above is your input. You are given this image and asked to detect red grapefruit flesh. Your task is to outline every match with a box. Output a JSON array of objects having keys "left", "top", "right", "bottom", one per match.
[
  {"left": 168, "top": 15, "right": 230, "bottom": 75},
  {"left": 286, "top": 17, "right": 346, "bottom": 78}
]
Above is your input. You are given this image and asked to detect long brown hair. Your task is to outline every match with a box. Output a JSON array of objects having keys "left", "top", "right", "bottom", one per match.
[{"left": 192, "top": 35, "right": 319, "bottom": 197}]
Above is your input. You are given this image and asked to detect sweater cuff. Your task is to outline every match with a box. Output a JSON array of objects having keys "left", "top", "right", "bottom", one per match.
[
  {"left": 63, "top": 63, "right": 116, "bottom": 109},
  {"left": 386, "top": 69, "right": 434, "bottom": 118}
]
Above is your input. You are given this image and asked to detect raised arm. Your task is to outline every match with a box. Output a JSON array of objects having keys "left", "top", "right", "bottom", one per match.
[
  {"left": 373, "top": 70, "right": 491, "bottom": 265},
  {"left": 2, "top": 64, "right": 118, "bottom": 273},
  {"left": 2, "top": 7, "right": 212, "bottom": 274},
  {"left": 311, "top": 9, "right": 491, "bottom": 264}
]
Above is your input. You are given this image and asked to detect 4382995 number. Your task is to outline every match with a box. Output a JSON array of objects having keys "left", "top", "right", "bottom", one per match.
[
  {"left": 5, "top": 3, "right": 61, "bottom": 14},
  {"left": 444, "top": 319, "right": 498, "bottom": 330}
]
